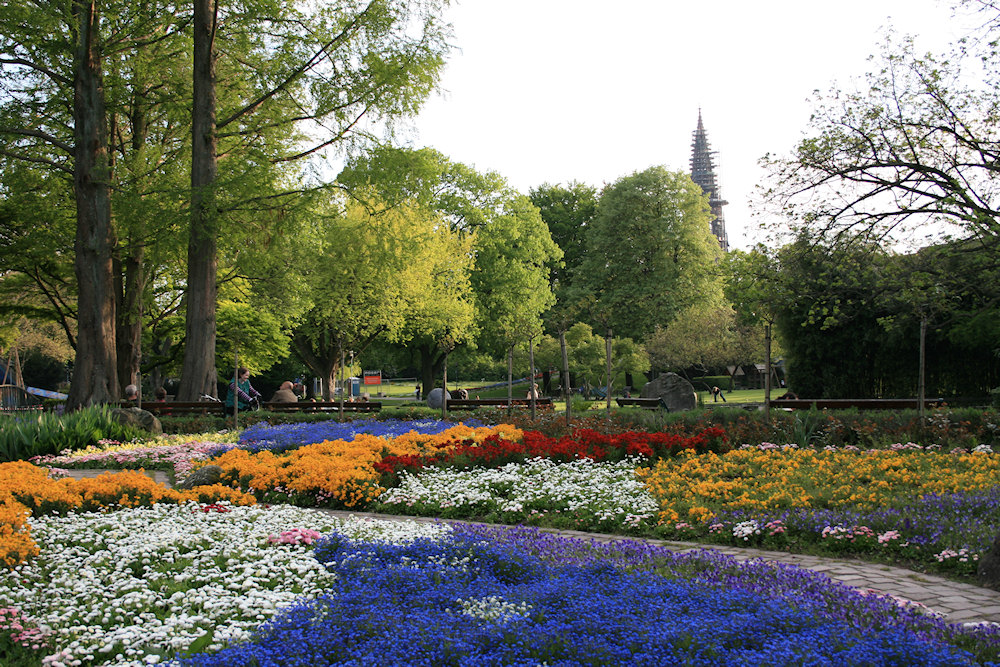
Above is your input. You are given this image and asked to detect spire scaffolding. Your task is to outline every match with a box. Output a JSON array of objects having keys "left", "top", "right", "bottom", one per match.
[{"left": 689, "top": 110, "right": 729, "bottom": 252}]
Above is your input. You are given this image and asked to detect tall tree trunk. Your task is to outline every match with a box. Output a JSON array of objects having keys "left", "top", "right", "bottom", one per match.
[
  {"left": 67, "top": 0, "right": 117, "bottom": 411},
  {"left": 178, "top": 0, "right": 219, "bottom": 400},
  {"left": 417, "top": 343, "right": 444, "bottom": 398},
  {"left": 291, "top": 336, "right": 337, "bottom": 400},
  {"left": 115, "top": 243, "right": 144, "bottom": 393}
]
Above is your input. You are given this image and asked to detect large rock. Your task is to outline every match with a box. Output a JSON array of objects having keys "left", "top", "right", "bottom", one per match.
[
  {"left": 426, "top": 387, "right": 445, "bottom": 409},
  {"left": 110, "top": 407, "right": 163, "bottom": 435},
  {"left": 177, "top": 465, "right": 224, "bottom": 490},
  {"left": 979, "top": 531, "right": 1000, "bottom": 590},
  {"left": 640, "top": 372, "right": 696, "bottom": 412}
]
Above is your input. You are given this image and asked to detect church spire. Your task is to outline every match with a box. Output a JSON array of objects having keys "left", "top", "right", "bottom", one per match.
[{"left": 689, "top": 110, "right": 729, "bottom": 252}]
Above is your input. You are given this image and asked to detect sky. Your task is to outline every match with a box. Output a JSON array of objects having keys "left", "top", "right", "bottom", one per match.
[{"left": 404, "top": 0, "right": 976, "bottom": 250}]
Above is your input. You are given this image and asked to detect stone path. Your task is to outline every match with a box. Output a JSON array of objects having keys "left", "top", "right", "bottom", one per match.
[{"left": 59, "top": 469, "right": 1000, "bottom": 626}]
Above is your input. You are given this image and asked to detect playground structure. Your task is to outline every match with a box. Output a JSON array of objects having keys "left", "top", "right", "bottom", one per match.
[{"left": 0, "top": 347, "right": 65, "bottom": 411}]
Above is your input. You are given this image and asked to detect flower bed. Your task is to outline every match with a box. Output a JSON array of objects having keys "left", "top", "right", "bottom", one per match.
[
  {"left": 0, "top": 505, "right": 450, "bottom": 666},
  {"left": 0, "top": 461, "right": 255, "bottom": 569},
  {"left": 1, "top": 506, "right": 998, "bottom": 666},
  {"left": 14, "top": 419, "right": 1000, "bottom": 580}
]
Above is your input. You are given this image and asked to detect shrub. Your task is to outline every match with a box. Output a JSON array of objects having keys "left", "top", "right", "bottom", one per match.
[{"left": 0, "top": 406, "right": 147, "bottom": 462}]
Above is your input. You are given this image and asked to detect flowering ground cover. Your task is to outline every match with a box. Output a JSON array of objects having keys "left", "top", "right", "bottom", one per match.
[
  {"left": 0, "top": 461, "right": 255, "bottom": 569},
  {"left": 2, "top": 505, "right": 998, "bottom": 666},
  {"left": 14, "top": 418, "right": 1000, "bottom": 581},
  {"left": 227, "top": 418, "right": 487, "bottom": 455},
  {"left": 0, "top": 505, "right": 451, "bottom": 666},
  {"left": 377, "top": 456, "right": 659, "bottom": 532}
]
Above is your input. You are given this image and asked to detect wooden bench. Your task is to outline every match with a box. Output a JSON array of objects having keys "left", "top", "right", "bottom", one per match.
[
  {"left": 615, "top": 397, "right": 662, "bottom": 409},
  {"left": 770, "top": 398, "right": 945, "bottom": 410},
  {"left": 261, "top": 401, "right": 381, "bottom": 413},
  {"left": 141, "top": 401, "right": 225, "bottom": 417},
  {"left": 446, "top": 398, "right": 554, "bottom": 410},
  {"left": 142, "top": 400, "right": 382, "bottom": 417}
]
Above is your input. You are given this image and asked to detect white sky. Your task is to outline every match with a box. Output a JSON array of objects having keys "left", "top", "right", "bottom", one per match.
[{"left": 404, "top": 0, "right": 976, "bottom": 250}]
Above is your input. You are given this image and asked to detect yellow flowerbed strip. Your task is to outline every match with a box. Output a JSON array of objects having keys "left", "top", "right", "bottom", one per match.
[{"left": 637, "top": 448, "right": 1000, "bottom": 524}]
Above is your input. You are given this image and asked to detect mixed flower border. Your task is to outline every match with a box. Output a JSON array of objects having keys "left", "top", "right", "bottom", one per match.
[{"left": 2, "top": 418, "right": 999, "bottom": 664}]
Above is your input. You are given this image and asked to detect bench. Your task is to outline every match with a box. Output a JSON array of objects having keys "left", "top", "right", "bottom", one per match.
[
  {"left": 770, "top": 398, "right": 945, "bottom": 410},
  {"left": 142, "top": 400, "right": 382, "bottom": 417},
  {"left": 261, "top": 401, "right": 381, "bottom": 413},
  {"left": 446, "top": 398, "right": 554, "bottom": 410},
  {"left": 141, "top": 401, "right": 225, "bottom": 417},
  {"left": 615, "top": 397, "right": 662, "bottom": 409}
]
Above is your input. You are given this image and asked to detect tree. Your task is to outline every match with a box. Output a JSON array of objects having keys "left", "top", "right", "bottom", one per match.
[
  {"left": 291, "top": 196, "right": 470, "bottom": 399},
  {"left": 537, "top": 323, "right": 648, "bottom": 392},
  {"left": 578, "top": 166, "right": 722, "bottom": 339},
  {"left": 176, "top": 0, "right": 453, "bottom": 400},
  {"left": 339, "top": 146, "right": 560, "bottom": 395},
  {"left": 761, "top": 9, "right": 1000, "bottom": 248},
  {"left": 528, "top": 181, "right": 597, "bottom": 288},
  {"left": 645, "top": 301, "right": 751, "bottom": 375}
]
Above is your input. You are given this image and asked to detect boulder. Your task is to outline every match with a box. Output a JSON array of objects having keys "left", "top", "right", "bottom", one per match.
[
  {"left": 426, "top": 387, "right": 445, "bottom": 409},
  {"left": 640, "top": 372, "right": 696, "bottom": 412},
  {"left": 978, "top": 531, "right": 1000, "bottom": 590},
  {"left": 177, "top": 465, "right": 224, "bottom": 490},
  {"left": 110, "top": 407, "right": 163, "bottom": 435}
]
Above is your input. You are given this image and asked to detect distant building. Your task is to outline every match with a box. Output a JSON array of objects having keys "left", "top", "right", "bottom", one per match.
[{"left": 689, "top": 111, "right": 730, "bottom": 252}]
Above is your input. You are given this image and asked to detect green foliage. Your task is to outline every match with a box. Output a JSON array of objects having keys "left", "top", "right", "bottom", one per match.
[
  {"left": 773, "top": 233, "right": 1000, "bottom": 398},
  {"left": 215, "top": 298, "right": 291, "bottom": 379},
  {"left": 0, "top": 406, "right": 147, "bottom": 462},
  {"left": 500, "top": 406, "right": 999, "bottom": 450},
  {"left": 531, "top": 323, "right": 648, "bottom": 390},
  {"left": 528, "top": 181, "right": 598, "bottom": 288},
  {"left": 578, "top": 166, "right": 722, "bottom": 338}
]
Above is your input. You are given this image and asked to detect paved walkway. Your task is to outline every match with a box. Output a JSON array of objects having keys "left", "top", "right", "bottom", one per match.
[{"left": 61, "top": 469, "right": 1000, "bottom": 626}]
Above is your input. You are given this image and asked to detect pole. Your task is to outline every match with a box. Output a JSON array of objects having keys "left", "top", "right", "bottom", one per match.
[
  {"left": 605, "top": 328, "right": 612, "bottom": 413},
  {"left": 764, "top": 323, "right": 772, "bottom": 423},
  {"left": 232, "top": 347, "right": 239, "bottom": 430},
  {"left": 507, "top": 345, "right": 513, "bottom": 419},
  {"left": 919, "top": 314, "right": 927, "bottom": 421},
  {"left": 338, "top": 346, "right": 345, "bottom": 421},
  {"left": 442, "top": 351, "right": 448, "bottom": 420},
  {"left": 560, "top": 329, "right": 571, "bottom": 427},
  {"left": 529, "top": 335, "right": 536, "bottom": 421}
]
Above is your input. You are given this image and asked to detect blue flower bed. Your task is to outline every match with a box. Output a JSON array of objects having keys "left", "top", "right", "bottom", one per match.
[
  {"left": 206, "top": 418, "right": 486, "bottom": 457},
  {"left": 174, "top": 524, "right": 999, "bottom": 666}
]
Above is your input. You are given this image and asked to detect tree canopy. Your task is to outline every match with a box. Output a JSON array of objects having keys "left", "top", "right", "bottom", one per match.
[{"left": 577, "top": 166, "right": 722, "bottom": 339}]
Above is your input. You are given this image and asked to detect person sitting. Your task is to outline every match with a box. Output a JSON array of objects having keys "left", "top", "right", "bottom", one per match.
[
  {"left": 225, "top": 367, "right": 262, "bottom": 415},
  {"left": 123, "top": 384, "right": 139, "bottom": 405},
  {"left": 154, "top": 386, "right": 167, "bottom": 402},
  {"left": 526, "top": 383, "right": 540, "bottom": 400},
  {"left": 269, "top": 381, "right": 298, "bottom": 403}
]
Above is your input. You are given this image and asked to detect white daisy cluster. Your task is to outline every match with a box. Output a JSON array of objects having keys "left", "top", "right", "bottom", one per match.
[
  {"left": 453, "top": 595, "right": 533, "bottom": 622},
  {"left": 379, "top": 457, "right": 659, "bottom": 522},
  {"left": 732, "top": 520, "right": 761, "bottom": 541},
  {"left": 1, "top": 504, "right": 448, "bottom": 667}
]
